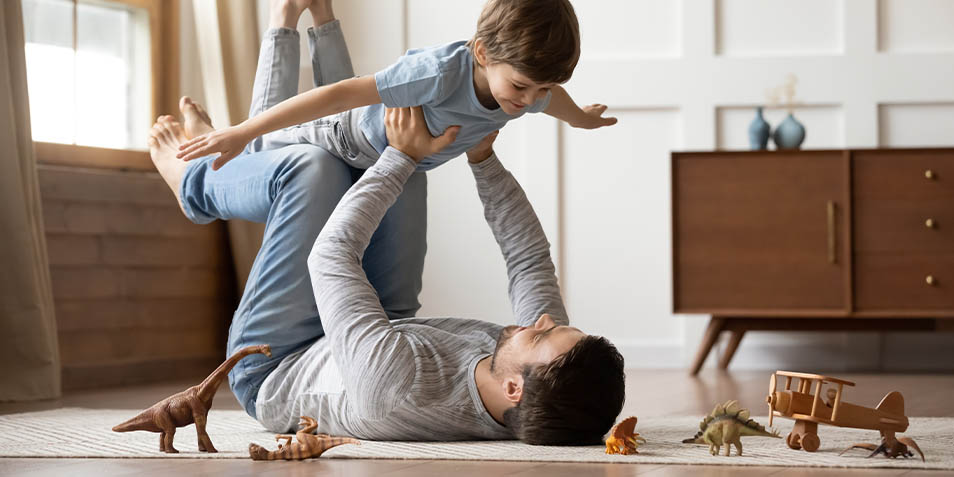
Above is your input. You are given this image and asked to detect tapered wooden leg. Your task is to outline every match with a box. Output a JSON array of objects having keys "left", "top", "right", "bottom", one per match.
[
  {"left": 690, "top": 317, "right": 725, "bottom": 376},
  {"left": 718, "top": 330, "right": 745, "bottom": 370}
]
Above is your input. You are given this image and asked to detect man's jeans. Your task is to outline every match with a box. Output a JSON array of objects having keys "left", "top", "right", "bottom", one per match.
[{"left": 178, "top": 22, "right": 427, "bottom": 418}]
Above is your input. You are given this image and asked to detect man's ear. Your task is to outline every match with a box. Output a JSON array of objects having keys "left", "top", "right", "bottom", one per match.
[{"left": 503, "top": 374, "right": 523, "bottom": 405}]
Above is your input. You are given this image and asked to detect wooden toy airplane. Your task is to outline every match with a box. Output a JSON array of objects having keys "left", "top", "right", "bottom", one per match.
[{"left": 765, "top": 370, "right": 924, "bottom": 460}]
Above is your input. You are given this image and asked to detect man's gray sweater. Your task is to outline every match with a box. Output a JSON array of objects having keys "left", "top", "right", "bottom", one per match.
[{"left": 256, "top": 147, "right": 568, "bottom": 440}]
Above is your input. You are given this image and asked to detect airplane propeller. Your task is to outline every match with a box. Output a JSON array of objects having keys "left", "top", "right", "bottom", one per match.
[{"left": 767, "top": 372, "right": 777, "bottom": 427}]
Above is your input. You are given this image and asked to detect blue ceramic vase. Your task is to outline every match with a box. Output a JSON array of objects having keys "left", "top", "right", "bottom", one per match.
[
  {"left": 748, "top": 107, "right": 770, "bottom": 150},
  {"left": 772, "top": 113, "right": 806, "bottom": 149}
]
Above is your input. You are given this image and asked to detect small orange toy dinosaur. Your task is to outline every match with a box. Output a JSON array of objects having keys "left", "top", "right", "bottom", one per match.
[
  {"left": 112, "top": 344, "right": 271, "bottom": 453},
  {"left": 605, "top": 416, "right": 646, "bottom": 455},
  {"left": 249, "top": 416, "right": 360, "bottom": 460}
]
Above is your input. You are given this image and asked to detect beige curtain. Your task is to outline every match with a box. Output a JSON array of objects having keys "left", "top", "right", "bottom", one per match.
[
  {"left": 0, "top": 0, "right": 61, "bottom": 401},
  {"left": 191, "top": 0, "right": 264, "bottom": 294}
]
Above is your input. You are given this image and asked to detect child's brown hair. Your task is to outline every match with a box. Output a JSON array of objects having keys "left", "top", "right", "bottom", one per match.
[{"left": 468, "top": 0, "right": 580, "bottom": 84}]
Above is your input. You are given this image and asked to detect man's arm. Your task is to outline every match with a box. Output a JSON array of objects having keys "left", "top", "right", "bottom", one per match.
[
  {"left": 543, "top": 85, "right": 617, "bottom": 130},
  {"left": 308, "top": 107, "right": 458, "bottom": 418},
  {"left": 466, "top": 136, "right": 569, "bottom": 327},
  {"left": 308, "top": 147, "right": 417, "bottom": 418},
  {"left": 178, "top": 76, "right": 381, "bottom": 168}
]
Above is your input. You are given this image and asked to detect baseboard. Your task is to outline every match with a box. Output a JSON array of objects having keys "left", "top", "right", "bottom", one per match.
[{"left": 61, "top": 355, "right": 223, "bottom": 391}]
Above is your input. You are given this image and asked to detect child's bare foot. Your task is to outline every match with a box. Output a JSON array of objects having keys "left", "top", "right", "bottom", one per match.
[
  {"left": 179, "top": 96, "right": 213, "bottom": 139},
  {"left": 270, "top": 0, "right": 312, "bottom": 29},
  {"left": 148, "top": 116, "right": 189, "bottom": 215},
  {"left": 309, "top": 0, "right": 334, "bottom": 26}
]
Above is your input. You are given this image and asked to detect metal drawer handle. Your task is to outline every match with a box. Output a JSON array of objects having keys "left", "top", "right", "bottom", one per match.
[
  {"left": 827, "top": 201, "right": 836, "bottom": 264},
  {"left": 926, "top": 275, "right": 936, "bottom": 286},
  {"left": 925, "top": 170, "right": 935, "bottom": 180},
  {"left": 926, "top": 218, "right": 936, "bottom": 229}
]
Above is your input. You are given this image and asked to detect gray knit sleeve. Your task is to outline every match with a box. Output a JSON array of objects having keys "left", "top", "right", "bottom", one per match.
[
  {"left": 307, "top": 147, "right": 419, "bottom": 418},
  {"left": 469, "top": 154, "right": 569, "bottom": 326}
]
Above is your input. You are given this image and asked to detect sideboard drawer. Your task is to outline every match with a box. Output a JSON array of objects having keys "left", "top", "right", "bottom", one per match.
[
  {"left": 854, "top": 197, "right": 954, "bottom": 253},
  {"left": 854, "top": 253, "right": 954, "bottom": 311},
  {"left": 853, "top": 150, "right": 954, "bottom": 200}
]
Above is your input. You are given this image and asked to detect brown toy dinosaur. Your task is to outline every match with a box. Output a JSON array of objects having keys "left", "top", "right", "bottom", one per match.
[
  {"left": 112, "top": 344, "right": 272, "bottom": 453},
  {"left": 249, "top": 416, "right": 360, "bottom": 460}
]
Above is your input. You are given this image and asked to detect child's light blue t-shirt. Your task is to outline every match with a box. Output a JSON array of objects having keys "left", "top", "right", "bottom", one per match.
[{"left": 357, "top": 41, "right": 551, "bottom": 171}]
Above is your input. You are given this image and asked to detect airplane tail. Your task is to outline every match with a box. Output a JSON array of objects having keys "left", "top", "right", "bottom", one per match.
[{"left": 875, "top": 391, "right": 905, "bottom": 416}]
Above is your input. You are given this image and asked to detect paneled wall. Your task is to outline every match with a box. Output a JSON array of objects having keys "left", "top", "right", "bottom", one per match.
[
  {"left": 40, "top": 165, "right": 234, "bottom": 390},
  {"left": 246, "top": 0, "right": 954, "bottom": 370}
]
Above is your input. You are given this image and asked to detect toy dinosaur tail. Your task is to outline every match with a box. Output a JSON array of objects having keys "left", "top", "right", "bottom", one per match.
[
  {"left": 112, "top": 412, "right": 153, "bottom": 433},
  {"left": 197, "top": 344, "right": 272, "bottom": 404},
  {"left": 248, "top": 437, "right": 360, "bottom": 461},
  {"left": 681, "top": 434, "right": 704, "bottom": 444}
]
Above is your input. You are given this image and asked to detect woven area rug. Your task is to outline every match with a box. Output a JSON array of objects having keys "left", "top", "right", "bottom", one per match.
[{"left": 0, "top": 408, "right": 950, "bottom": 469}]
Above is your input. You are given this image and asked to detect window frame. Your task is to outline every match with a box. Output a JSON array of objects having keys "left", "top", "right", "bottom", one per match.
[{"left": 32, "top": 0, "right": 179, "bottom": 171}]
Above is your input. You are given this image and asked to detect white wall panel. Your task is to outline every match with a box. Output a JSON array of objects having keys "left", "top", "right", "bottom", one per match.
[
  {"left": 418, "top": 156, "right": 514, "bottom": 323},
  {"left": 716, "top": 105, "right": 845, "bottom": 150},
  {"left": 879, "top": 103, "right": 954, "bottom": 147},
  {"left": 336, "top": 1, "right": 407, "bottom": 75},
  {"left": 406, "top": 0, "right": 484, "bottom": 48},
  {"left": 562, "top": 109, "right": 682, "bottom": 344},
  {"left": 574, "top": 0, "right": 681, "bottom": 59},
  {"left": 716, "top": 0, "right": 843, "bottom": 56},
  {"left": 878, "top": 0, "right": 954, "bottom": 53},
  {"left": 418, "top": 116, "right": 561, "bottom": 324}
]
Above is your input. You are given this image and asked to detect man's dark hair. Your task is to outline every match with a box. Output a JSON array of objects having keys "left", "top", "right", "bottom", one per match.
[{"left": 503, "top": 335, "right": 625, "bottom": 445}]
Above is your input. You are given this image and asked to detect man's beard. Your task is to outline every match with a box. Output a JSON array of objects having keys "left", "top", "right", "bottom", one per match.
[{"left": 489, "top": 325, "right": 519, "bottom": 374}]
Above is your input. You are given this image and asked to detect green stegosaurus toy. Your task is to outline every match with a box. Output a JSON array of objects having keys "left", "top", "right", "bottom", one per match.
[{"left": 682, "top": 400, "right": 780, "bottom": 456}]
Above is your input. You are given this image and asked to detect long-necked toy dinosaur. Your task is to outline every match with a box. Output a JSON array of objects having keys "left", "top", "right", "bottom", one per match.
[
  {"left": 112, "top": 344, "right": 272, "bottom": 453},
  {"left": 249, "top": 416, "right": 360, "bottom": 460}
]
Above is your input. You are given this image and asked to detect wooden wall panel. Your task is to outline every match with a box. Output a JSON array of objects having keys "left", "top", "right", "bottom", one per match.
[{"left": 38, "top": 164, "right": 236, "bottom": 390}]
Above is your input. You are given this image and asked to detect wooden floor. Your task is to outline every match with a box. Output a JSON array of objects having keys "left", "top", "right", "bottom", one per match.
[{"left": 2, "top": 369, "right": 952, "bottom": 476}]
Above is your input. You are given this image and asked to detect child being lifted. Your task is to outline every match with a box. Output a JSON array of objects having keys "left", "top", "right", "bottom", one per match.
[{"left": 177, "top": 0, "right": 616, "bottom": 170}]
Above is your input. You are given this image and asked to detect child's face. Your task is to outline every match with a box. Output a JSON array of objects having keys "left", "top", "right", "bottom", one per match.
[{"left": 483, "top": 62, "right": 554, "bottom": 115}]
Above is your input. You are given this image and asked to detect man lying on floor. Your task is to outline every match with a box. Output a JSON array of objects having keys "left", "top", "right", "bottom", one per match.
[
  {"left": 150, "top": 101, "right": 625, "bottom": 445},
  {"left": 282, "top": 106, "right": 625, "bottom": 445}
]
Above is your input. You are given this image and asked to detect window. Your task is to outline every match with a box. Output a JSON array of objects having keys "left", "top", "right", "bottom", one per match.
[{"left": 22, "top": 0, "right": 178, "bottom": 168}]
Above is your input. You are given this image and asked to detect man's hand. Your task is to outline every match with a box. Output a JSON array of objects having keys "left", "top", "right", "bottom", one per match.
[
  {"left": 177, "top": 124, "right": 253, "bottom": 170},
  {"left": 573, "top": 104, "right": 617, "bottom": 129},
  {"left": 466, "top": 131, "right": 499, "bottom": 164},
  {"left": 384, "top": 107, "right": 460, "bottom": 162}
]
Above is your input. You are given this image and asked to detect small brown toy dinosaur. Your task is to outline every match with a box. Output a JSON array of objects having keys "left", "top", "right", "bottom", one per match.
[
  {"left": 605, "top": 416, "right": 646, "bottom": 455},
  {"left": 112, "top": 344, "right": 272, "bottom": 453},
  {"left": 249, "top": 416, "right": 360, "bottom": 460},
  {"left": 840, "top": 431, "right": 925, "bottom": 461},
  {"left": 682, "top": 400, "right": 780, "bottom": 456}
]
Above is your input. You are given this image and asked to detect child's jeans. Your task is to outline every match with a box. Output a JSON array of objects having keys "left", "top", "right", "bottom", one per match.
[
  {"left": 178, "top": 22, "right": 427, "bottom": 418},
  {"left": 251, "top": 24, "right": 380, "bottom": 170}
]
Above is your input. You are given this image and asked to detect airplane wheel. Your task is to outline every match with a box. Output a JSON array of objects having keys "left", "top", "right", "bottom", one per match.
[
  {"left": 801, "top": 433, "right": 820, "bottom": 452},
  {"left": 786, "top": 432, "right": 801, "bottom": 450}
]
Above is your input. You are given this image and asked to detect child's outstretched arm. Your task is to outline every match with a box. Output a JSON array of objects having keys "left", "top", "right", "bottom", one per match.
[
  {"left": 177, "top": 76, "right": 382, "bottom": 169},
  {"left": 544, "top": 85, "right": 617, "bottom": 130}
]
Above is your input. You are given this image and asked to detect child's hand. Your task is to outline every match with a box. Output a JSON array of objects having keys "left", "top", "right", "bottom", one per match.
[
  {"left": 575, "top": 104, "right": 617, "bottom": 129},
  {"left": 176, "top": 125, "right": 252, "bottom": 170},
  {"left": 466, "top": 131, "right": 499, "bottom": 164}
]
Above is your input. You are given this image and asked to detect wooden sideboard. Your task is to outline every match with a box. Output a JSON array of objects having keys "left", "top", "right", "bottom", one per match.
[{"left": 671, "top": 148, "right": 954, "bottom": 374}]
